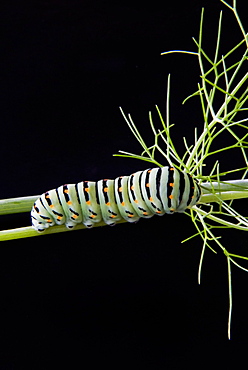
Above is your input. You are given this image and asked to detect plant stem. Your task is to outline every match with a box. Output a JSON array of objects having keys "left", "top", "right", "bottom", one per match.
[
  {"left": 0, "top": 196, "right": 39, "bottom": 215},
  {"left": 1, "top": 179, "right": 248, "bottom": 241},
  {"left": 200, "top": 179, "right": 248, "bottom": 202},
  {"left": 0, "top": 219, "right": 127, "bottom": 241}
]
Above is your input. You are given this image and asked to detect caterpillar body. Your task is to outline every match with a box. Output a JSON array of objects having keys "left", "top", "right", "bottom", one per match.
[{"left": 31, "top": 166, "right": 201, "bottom": 232}]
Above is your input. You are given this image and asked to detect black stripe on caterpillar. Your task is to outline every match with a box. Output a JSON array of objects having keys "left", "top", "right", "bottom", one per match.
[{"left": 31, "top": 166, "right": 201, "bottom": 232}]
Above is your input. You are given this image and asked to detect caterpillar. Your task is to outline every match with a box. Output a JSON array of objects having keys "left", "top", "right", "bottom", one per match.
[{"left": 31, "top": 166, "right": 201, "bottom": 232}]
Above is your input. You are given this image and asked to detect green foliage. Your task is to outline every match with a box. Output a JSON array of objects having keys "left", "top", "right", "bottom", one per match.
[{"left": 115, "top": 1, "right": 248, "bottom": 338}]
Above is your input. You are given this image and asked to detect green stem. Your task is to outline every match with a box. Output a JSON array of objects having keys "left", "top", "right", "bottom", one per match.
[
  {"left": 0, "top": 219, "right": 128, "bottom": 241},
  {"left": 0, "top": 195, "right": 39, "bottom": 215},
  {"left": 200, "top": 179, "right": 248, "bottom": 202},
  {"left": 1, "top": 179, "right": 248, "bottom": 241},
  {"left": 0, "top": 179, "right": 248, "bottom": 216}
]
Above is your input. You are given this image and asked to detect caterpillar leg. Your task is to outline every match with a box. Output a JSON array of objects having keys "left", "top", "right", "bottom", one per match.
[{"left": 31, "top": 198, "right": 56, "bottom": 232}]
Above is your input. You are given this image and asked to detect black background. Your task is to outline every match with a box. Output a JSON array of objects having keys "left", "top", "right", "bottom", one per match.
[{"left": 0, "top": 0, "right": 248, "bottom": 368}]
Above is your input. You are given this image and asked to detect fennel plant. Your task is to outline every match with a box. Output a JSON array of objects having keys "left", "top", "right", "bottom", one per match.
[{"left": 0, "top": 0, "right": 247, "bottom": 339}]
